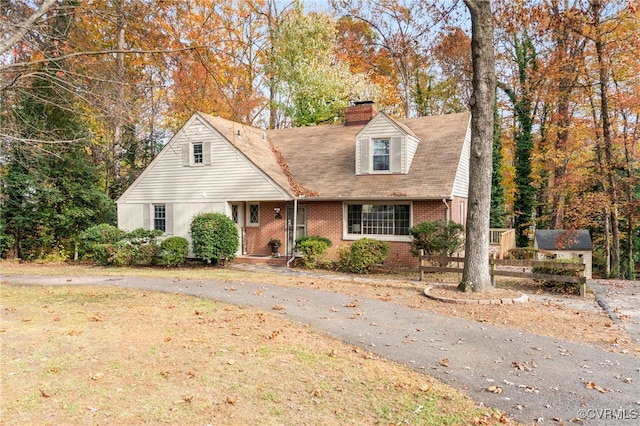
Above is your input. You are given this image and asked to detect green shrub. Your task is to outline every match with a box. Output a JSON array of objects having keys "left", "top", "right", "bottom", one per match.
[
  {"left": 123, "top": 228, "right": 163, "bottom": 245},
  {"left": 131, "top": 243, "right": 161, "bottom": 266},
  {"left": 190, "top": 212, "right": 239, "bottom": 264},
  {"left": 110, "top": 241, "right": 134, "bottom": 267},
  {"left": 77, "top": 224, "right": 125, "bottom": 259},
  {"left": 295, "top": 235, "right": 332, "bottom": 269},
  {"left": 532, "top": 259, "right": 583, "bottom": 294},
  {"left": 160, "top": 236, "right": 189, "bottom": 267},
  {"left": 509, "top": 247, "right": 538, "bottom": 260},
  {"left": 338, "top": 238, "right": 390, "bottom": 274},
  {"left": 92, "top": 244, "right": 114, "bottom": 266},
  {"left": 409, "top": 220, "right": 464, "bottom": 257}
]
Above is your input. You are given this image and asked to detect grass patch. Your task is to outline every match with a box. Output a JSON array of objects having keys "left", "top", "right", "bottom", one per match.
[{"left": 1, "top": 283, "right": 506, "bottom": 425}]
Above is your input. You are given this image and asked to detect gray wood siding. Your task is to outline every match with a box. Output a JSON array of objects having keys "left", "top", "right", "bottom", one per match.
[
  {"left": 119, "top": 118, "right": 288, "bottom": 203},
  {"left": 452, "top": 123, "right": 471, "bottom": 198}
]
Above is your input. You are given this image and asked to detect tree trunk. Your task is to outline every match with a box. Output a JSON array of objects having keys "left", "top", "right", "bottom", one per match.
[
  {"left": 592, "top": 0, "right": 620, "bottom": 277},
  {"left": 459, "top": 0, "right": 495, "bottom": 293}
]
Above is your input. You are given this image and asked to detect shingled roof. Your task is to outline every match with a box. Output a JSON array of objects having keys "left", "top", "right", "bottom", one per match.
[
  {"left": 198, "top": 113, "right": 296, "bottom": 196},
  {"left": 198, "top": 111, "right": 470, "bottom": 199},
  {"left": 267, "top": 112, "right": 471, "bottom": 199},
  {"left": 534, "top": 230, "right": 593, "bottom": 251}
]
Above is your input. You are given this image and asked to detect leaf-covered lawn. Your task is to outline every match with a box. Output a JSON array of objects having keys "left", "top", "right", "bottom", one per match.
[{"left": 1, "top": 284, "right": 506, "bottom": 425}]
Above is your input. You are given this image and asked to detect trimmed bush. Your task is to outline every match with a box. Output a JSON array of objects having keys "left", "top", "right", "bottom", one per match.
[
  {"left": 124, "top": 228, "right": 163, "bottom": 245},
  {"left": 77, "top": 224, "right": 125, "bottom": 259},
  {"left": 118, "top": 228, "right": 163, "bottom": 266},
  {"left": 160, "top": 236, "right": 189, "bottom": 267},
  {"left": 338, "top": 238, "right": 390, "bottom": 274},
  {"left": 409, "top": 220, "right": 464, "bottom": 257},
  {"left": 190, "top": 212, "right": 239, "bottom": 264},
  {"left": 295, "top": 235, "right": 332, "bottom": 269},
  {"left": 84, "top": 227, "right": 162, "bottom": 267},
  {"left": 131, "top": 243, "right": 161, "bottom": 266}
]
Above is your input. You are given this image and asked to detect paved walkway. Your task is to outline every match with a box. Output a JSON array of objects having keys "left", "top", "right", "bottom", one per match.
[{"left": 3, "top": 268, "right": 639, "bottom": 425}]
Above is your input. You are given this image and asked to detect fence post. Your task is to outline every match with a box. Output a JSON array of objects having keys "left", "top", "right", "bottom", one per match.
[
  {"left": 490, "top": 254, "right": 496, "bottom": 287},
  {"left": 419, "top": 249, "right": 424, "bottom": 281},
  {"left": 579, "top": 263, "right": 586, "bottom": 298}
]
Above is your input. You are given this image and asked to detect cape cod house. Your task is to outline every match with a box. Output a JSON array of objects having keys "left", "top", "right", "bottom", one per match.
[{"left": 117, "top": 102, "right": 471, "bottom": 267}]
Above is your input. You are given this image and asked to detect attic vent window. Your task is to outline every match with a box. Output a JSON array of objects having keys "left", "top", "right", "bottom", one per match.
[{"left": 182, "top": 142, "right": 211, "bottom": 167}]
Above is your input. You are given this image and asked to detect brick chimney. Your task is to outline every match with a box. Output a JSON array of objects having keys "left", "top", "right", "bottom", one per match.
[{"left": 344, "top": 101, "right": 377, "bottom": 126}]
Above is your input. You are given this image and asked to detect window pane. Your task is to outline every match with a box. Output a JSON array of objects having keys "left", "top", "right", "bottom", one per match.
[
  {"left": 347, "top": 203, "right": 410, "bottom": 236},
  {"left": 394, "top": 205, "right": 410, "bottom": 235},
  {"left": 231, "top": 205, "right": 238, "bottom": 224},
  {"left": 347, "top": 204, "right": 362, "bottom": 234},
  {"left": 193, "top": 143, "right": 203, "bottom": 164},
  {"left": 373, "top": 139, "right": 389, "bottom": 171},
  {"left": 154, "top": 205, "right": 166, "bottom": 232},
  {"left": 249, "top": 204, "right": 259, "bottom": 224}
]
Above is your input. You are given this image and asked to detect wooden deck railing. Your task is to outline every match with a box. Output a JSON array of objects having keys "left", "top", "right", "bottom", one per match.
[{"left": 489, "top": 228, "right": 516, "bottom": 259}]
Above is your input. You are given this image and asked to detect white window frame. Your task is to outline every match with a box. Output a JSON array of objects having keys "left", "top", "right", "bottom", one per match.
[
  {"left": 343, "top": 202, "right": 412, "bottom": 242},
  {"left": 193, "top": 142, "right": 203, "bottom": 164},
  {"left": 247, "top": 203, "right": 260, "bottom": 227},
  {"left": 153, "top": 204, "right": 166, "bottom": 232},
  {"left": 371, "top": 138, "right": 390, "bottom": 173}
]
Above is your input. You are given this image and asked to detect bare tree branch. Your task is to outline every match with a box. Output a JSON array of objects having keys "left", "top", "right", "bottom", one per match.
[{"left": 0, "top": 0, "right": 58, "bottom": 56}]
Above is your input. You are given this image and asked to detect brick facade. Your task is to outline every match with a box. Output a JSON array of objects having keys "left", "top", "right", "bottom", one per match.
[{"left": 246, "top": 198, "right": 466, "bottom": 268}]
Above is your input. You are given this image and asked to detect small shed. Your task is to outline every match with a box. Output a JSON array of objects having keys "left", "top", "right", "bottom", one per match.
[{"left": 533, "top": 230, "right": 593, "bottom": 279}]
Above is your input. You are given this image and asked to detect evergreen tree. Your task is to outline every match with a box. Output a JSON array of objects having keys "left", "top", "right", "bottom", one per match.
[
  {"left": 1, "top": 75, "right": 115, "bottom": 259},
  {"left": 490, "top": 90, "right": 505, "bottom": 228}
]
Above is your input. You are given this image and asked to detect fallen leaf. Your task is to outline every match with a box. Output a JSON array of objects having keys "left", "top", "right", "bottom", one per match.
[
  {"left": 585, "top": 381, "right": 609, "bottom": 393},
  {"left": 272, "top": 304, "right": 285, "bottom": 311},
  {"left": 226, "top": 395, "right": 237, "bottom": 405},
  {"left": 89, "top": 372, "right": 104, "bottom": 380},
  {"left": 312, "top": 388, "right": 323, "bottom": 397},
  {"left": 487, "top": 386, "right": 503, "bottom": 394},
  {"left": 439, "top": 358, "right": 449, "bottom": 367},
  {"left": 40, "top": 388, "right": 51, "bottom": 398}
]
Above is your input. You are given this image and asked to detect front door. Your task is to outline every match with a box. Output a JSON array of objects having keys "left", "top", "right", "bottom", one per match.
[{"left": 286, "top": 205, "right": 306, "bottom": 256}]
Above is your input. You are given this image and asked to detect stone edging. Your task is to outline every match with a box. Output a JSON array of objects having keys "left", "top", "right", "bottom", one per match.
[{"left": 424, "top": 285, "right": 529, "bottom": 305}]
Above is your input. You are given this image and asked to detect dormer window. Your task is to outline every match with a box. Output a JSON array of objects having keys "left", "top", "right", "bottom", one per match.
[
  {"left": 354, "top": 111, "right": 421, "bottom": 175},
  {"left": 373, "top": 138, "right": 390, "bottom": 171}
]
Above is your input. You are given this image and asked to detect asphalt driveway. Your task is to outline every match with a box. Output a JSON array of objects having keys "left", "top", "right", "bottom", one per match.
[{"left": 2, "top": 271, "right": 639, "bottom": 425}]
